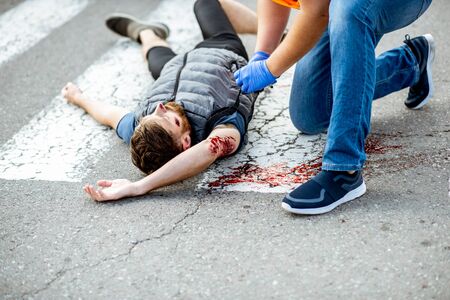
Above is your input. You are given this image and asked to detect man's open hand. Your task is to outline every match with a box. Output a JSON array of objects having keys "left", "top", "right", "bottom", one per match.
[{"left": 83, "top": 179, "right": 136, "bottom": 202}]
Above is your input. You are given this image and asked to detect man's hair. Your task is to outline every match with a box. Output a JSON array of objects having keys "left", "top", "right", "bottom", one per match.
[{"left": 130, "top": 121, "right": 182, "bottom": 174}]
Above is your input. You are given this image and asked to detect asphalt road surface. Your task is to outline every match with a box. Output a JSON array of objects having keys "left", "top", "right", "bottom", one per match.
[{"left": 0, "top": 0, "right": 449, "bottom": 299}]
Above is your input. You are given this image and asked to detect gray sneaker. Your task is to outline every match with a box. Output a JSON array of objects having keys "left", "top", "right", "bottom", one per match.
[{"left": 105, "top": 13, "right": 170, "bottom": 43}]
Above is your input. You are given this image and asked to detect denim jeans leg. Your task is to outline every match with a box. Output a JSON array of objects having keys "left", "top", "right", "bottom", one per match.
[
  {"left": 289, "top": 31, "right": 332, "bottom": 135},
  {"left": 322, "top": 0, "right": 432, "bottom": 171},
  {"left": 373, "top": 0, "right": 432, "bottom": 98},
  {"left": 290, "top": 33, "right": 417, "bottom": 134},
  {"left": 322, "top": 0, "right": 378, "bottom": 171},
  {"left": 374, "top": 45, "right": 419, "bottom": 99}
]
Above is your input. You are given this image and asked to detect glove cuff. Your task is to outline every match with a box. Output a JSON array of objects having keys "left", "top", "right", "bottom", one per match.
[
  {"left": 249, "top": 51, "right": 270, "bottom": 63},
  {"left": 254, "top": 50, "right": 270, "bottom": 58},
  {"left": 263, "top": 61, "right": 278, "bottom": 81}
]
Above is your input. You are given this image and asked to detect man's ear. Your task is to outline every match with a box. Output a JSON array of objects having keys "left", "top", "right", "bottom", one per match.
[{"left": 181, "top": 133, "right": 191, "bottom": 150}]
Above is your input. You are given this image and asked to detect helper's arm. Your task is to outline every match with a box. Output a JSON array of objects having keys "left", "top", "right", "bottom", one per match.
[
  {"left": 83, "top": 124, "right": 241, "bottom": 201},
  {"left": 61, "top": 82, "right": 128, "bottom": 130},
  {"left": 266, "top": 0, "right": 329, "bottom": 77},
  {"left": 255, "top": 0, "right": 291, "bottom": 54}
]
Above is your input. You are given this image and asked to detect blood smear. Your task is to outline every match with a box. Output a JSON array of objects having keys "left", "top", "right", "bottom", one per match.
[
  {"left": 208, "top": 157, "right": 322, "bottom": 188},
  {"left": 207, "top": 135, "right": 403, "bottom": 190},
  {"left": 365, "top": 136, "right": 402, "bottom": 154}
]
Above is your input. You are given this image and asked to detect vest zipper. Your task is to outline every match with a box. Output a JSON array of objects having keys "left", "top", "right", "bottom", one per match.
[{"left": 168, "top": 52, "right": 189, "bottom": 102}]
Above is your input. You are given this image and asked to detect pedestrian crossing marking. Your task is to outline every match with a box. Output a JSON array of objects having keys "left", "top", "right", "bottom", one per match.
[
  {"left": 0, "top": 0, "right": 88, "bottom": 67},
  {"left": 0, "top": 0, "right": 201, "bottom": 182}
]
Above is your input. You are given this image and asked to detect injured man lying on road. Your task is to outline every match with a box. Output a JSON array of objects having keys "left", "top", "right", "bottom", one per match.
[{"left": 61, "top": 0, "right": 261, "bottom": 201}]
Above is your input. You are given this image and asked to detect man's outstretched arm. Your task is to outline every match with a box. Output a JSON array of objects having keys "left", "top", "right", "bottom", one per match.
[
  {"left": 61, "top": 82, "right": 128, "bottom": 130},
  {"left": 84, "top": 125, "right": 241, "bottom": 201}
]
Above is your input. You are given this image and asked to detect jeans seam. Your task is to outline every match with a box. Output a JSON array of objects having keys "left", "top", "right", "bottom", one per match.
[
  {"left": 351, "top": 0, "right": 376, "bottom": 29},
  {"left": 403, "top": 45, "right": 421, "bottom": 85},
  {"left": 376, "top": 66, "right": 418, "bottom": 86},
  {"left": 326, "top": 76, "right": 333, "bottom": 117},
  {"left": 356, "top": 0, "right": 376, "bottom": 168}
]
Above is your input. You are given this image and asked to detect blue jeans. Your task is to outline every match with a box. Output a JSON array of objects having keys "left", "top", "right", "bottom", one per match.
[{"left": 290, "top": 0, "right": 432, "bottom": 171}]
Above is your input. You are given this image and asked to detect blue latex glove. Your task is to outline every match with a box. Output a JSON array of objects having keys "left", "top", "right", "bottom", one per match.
[
  {"left": 234, "top": 60, "right": 277, "bottom": 94},
  {"left": 249, "top": 51, "right": 270, "bottom": 63}
]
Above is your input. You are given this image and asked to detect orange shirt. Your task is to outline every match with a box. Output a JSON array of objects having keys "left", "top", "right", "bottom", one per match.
[{"left": 272, "top": 0, "right": 300, "bottom": 9}]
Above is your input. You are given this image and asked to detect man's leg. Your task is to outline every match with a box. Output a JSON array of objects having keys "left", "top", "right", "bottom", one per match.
[
  {"left": 289, "top": 31, "right": 332, "bottom": 135},
  {"left": 144, "top": 0, "right": 258, "bottom": 77},
  {"left": 140, "top": 29, "right": 176, "bottom": 80},
  {"left": 283, "top": 0, "right": 433, "bottom": 214},
  {"left": 105, "top": 14, "right": 175, "bottom": 80},
  {"left": 290, "top": 31, "right": 419, "bottom": 135},
  {"left": 194, "top": 0, "right": 240, "bottom": 40},
  {"left": 218, "top": 0, "right": 257, "bottom": 35},
  {"left": 193, "top": 0, "right": 249, "bottom": 60},
  {"left": 324, "top": 0, "right": 432, "bottom": 170}
]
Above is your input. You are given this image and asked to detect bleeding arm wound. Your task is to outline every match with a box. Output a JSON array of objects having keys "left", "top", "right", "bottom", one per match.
[{"left": 207, "top": 136, "right": 237, "bottom": 158}]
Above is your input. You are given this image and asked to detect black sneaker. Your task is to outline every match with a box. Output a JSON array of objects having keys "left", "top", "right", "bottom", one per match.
[
  {"left": 282, "top": 170, "right": 366, "bottom": 215},
  {"left": 403, "top": 34, "right": 435, "bottom": 109},
  {"left": 105, "top": 13, "right": 170, "bottom": 43}
]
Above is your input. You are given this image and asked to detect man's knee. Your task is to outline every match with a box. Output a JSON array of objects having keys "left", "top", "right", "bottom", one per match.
[
  {"left": 289, "top": 73, "right": 330, "bottom": 135},
  {"left": 193, "top": 0, "right": 206, "bottom": 13},
  {"left": 289, "top": 107, "right": 327, "bottom": 135},
  {"left": 292, "top": 120, "right": 327, "bottom": 135},
  {"left": 329, "top": 0, "right": 374, "bottom": 33},
  {"left": 194, "top": 0, "right": 217, "bottom": 10}
]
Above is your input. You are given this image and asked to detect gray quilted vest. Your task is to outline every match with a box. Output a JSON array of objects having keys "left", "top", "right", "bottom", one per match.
[{"left": 134, "top": 48, "right": 257, "bottom": 144}]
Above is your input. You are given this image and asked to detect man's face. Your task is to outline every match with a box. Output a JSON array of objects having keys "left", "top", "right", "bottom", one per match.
[{"left": 139, "top": 102, "right": 191, "bottom": 148}]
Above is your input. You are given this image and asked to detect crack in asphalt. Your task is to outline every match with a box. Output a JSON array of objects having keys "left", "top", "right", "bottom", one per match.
[
  {"left": 20, "top": 269, "right": 68, "bottom": 299},
  {"left": 126, "top": 200, "right": 201, "bottom": 258},
  {"left": 19, "top": 200, "right": 201, "bottom": 298},
  {"left": 7, "top": 241, "right": 24, "bottom": 253}
]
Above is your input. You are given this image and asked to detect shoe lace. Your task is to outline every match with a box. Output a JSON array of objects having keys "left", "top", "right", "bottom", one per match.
[{"left": 403, "top": 34, "right": 414, "bottom": 52}]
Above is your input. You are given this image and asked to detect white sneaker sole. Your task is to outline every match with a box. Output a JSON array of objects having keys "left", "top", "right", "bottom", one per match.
[
  {"left": 411, "top": 33, "right": 435, "bottom": 110},
  {"left": 282, "top": 181, "right": 367, "bottom": 215}
]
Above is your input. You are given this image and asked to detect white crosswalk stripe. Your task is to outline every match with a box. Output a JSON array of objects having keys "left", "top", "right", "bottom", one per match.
[
  {"left": 0, "top": 0, "right": 201, "bottom": 182},
  {"left": 0, "top": 0, "right": 88, "bottom": 67}
]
